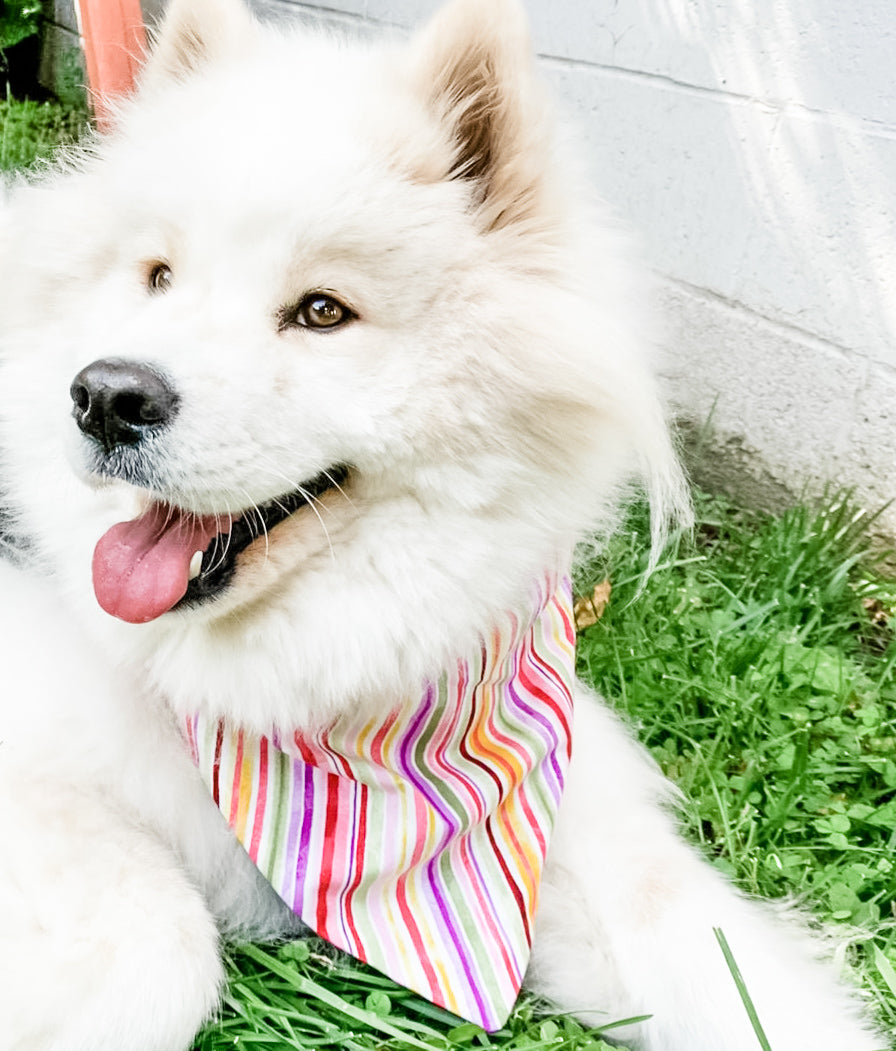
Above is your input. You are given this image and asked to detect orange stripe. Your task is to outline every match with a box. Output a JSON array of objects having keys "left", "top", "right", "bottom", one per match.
[{"left": 232, "top": 732, "right": 254, "bottom": 839}]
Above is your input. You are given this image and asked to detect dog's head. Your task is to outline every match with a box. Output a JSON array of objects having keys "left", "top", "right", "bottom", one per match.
[{"left": 0, "top": 0, "right": 686, "bottom": 726}]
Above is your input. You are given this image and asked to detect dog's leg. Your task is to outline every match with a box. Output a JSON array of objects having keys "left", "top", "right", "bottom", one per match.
[
  {"left": 0, "top": 564, "right": 226, "bottom": 1051},
  {"left": 0, "top": 777, "right": 223, "bottom": 1051},
  {"left": 528, "top": 688, "right": 883, "bottom": 1051}
]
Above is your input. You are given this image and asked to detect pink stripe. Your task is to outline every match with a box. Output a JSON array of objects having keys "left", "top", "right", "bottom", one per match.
[{"left": 247, "top": 735, "right": 269, "bottom": 863}]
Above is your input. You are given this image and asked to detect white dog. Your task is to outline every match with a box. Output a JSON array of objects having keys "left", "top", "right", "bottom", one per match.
[{"left": 0, "top": 0, "right": 884, "bottom": 1048}]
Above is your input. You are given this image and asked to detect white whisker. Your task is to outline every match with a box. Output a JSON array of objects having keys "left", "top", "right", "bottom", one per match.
[
  {"left": 294, "top": 485, "right": 335, "bottom": 562},
  {"left": 321, "top": 467, "right": 356, "bottom": 511}
]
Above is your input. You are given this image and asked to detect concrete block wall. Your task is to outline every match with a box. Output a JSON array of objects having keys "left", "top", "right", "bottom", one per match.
[{"left": 236, "top": 0, "right": 896, "bottom": 537}]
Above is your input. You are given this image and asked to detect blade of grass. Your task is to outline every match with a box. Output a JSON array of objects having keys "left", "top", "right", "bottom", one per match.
[
  {"left": 713, "top": 928, "right": 772, "bottom": 1051},
  {"left": 872, "top": 944, "right": 896, "bottom": 1003}
]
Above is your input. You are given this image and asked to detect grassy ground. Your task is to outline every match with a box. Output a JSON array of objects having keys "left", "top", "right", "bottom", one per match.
[
  {"left": 193, "top": 491, "right": 895, "bottom": 1050},
  {"left": 0, "top": 94, "right": 87, "bottom": 170}
]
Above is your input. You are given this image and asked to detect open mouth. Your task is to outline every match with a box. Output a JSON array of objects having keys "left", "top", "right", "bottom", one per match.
[{"left": 91, "top": 465, "right": 349, "bottom": 624}]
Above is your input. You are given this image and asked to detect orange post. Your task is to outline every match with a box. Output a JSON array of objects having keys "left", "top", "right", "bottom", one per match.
[{"left": 75, "top": 0, "right": 146, "bottom": 130}]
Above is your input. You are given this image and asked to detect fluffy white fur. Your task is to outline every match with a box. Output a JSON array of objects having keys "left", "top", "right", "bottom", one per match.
[{"left": 0, "top": 0, "right": 884, "bottom": 1047}]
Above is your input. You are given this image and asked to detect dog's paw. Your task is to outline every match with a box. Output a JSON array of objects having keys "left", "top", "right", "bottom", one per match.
[{"left": 0, "top": 780, "right": 223, "bottom": 1051}]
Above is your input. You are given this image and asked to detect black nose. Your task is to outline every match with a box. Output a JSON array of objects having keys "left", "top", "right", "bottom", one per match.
[{"left": 70, "top": 358, "right": 179, "bottom": 452}]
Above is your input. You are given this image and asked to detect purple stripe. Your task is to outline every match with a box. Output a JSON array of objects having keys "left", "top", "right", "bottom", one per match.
[
  {"left": 397, "top": 685, "right": 461, "bottom": 841},
  {"left": 505, "top": 661, "right": 568, "bottom": 798},
  {"left": 290, "top": 761, "right": 316, "bottom": 910},
  {"left": 422, "top": 851, "right": 492, "bottom": 1024},
  {"left": 397, "top": 684, "right": 491, "bottom": 1023}
]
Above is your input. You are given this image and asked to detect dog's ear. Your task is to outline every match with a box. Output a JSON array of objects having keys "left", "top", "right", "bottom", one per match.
[
  {"left": 141, "top": 0, "right": 257, "bottom": 86},
  {"left": 410, "top": 0, "right": 552, "bottom": 233}
]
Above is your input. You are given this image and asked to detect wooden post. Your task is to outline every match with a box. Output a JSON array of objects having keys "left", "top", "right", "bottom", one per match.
[{"left": 74, "top": 0, "right": 146, "bottom": 130}]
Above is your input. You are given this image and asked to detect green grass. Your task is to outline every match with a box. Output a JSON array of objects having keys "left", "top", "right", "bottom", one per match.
[
  {"left": 194, "top": 490, "right": 895, "bottom": 1049},
  {"left": 195, "top": 941, "right": 624, "bottom": 1051},
  {"left": 0, "top": 94, "right": 87, "bottom": 170}
]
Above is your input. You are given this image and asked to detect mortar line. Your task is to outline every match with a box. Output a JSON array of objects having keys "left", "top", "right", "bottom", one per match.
[
  {"left": 538, "top": 53, "right": 896, "bottom": 138},
  {"left": 655, "top": 273, "right": 861, "bottom": 363}
]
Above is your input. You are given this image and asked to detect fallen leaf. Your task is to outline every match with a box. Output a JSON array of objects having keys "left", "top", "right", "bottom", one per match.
[
  {"left": 574, "top": 579, "right": 612, "bottom": 630},
  {"left": 863, "top": 597, "right": 890, "bottom": 628}
]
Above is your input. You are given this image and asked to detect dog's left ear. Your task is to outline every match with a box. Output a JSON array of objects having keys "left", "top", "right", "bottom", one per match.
[
  {"left": 140, "top": 0, "right": 258, "bottom": 88},
  {"left": 410, "top": 0, "right": 553, "bottom": 233}
]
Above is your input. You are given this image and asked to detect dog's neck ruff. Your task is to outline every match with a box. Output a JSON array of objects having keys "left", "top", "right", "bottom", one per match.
[{"left": 185, "top": 574, "right": 575, "bottom": 1031}]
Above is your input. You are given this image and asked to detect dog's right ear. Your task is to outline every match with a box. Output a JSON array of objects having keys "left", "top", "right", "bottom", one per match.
[
  {"left": 409, "top": 0, "right": 553, "bottom": 235},
  {"left": 140, "top": 0, "right": 258, "bottom": 86}
]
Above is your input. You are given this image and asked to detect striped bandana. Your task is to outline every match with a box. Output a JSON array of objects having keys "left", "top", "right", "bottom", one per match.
[{"left": 184, "top": 574, "right": 575, "bottom": 1030}]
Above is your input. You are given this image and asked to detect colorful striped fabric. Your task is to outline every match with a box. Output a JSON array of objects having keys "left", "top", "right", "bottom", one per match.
[{"left": 185, "top": 573, "right": 576, "bottom": 1031}]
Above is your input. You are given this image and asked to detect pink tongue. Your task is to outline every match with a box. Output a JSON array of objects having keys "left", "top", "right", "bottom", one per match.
[{"left": 92, "top": 503, "right": 228, "bottom": 624}]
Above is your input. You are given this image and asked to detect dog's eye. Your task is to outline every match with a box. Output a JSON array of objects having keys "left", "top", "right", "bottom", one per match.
[
  {"left": 147, "top": 262, "right": 173, "bottom": 295},
  {"left": 285, "top": 293, "right": 354, "bottom": 331}
]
